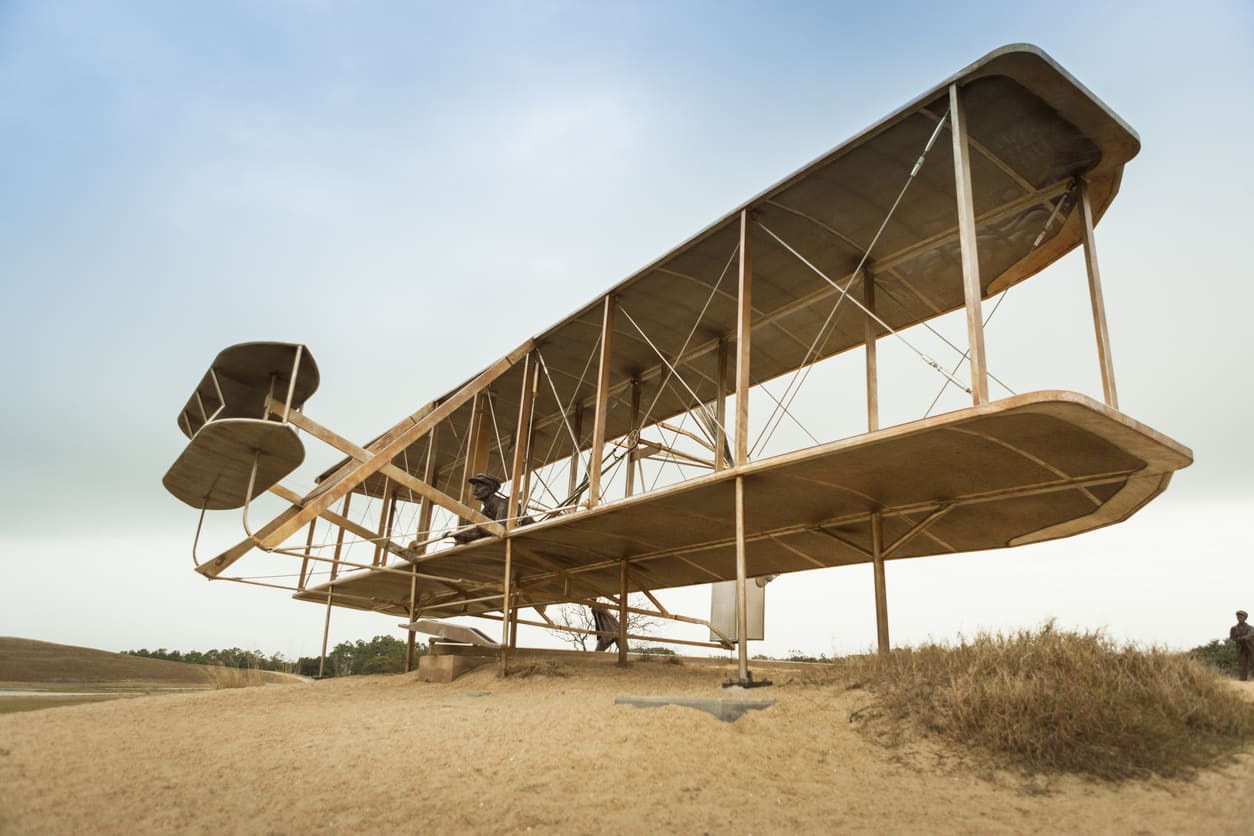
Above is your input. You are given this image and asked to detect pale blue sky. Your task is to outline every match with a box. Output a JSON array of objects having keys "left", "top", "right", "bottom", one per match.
[{"left": 1, "top": 2, "right": 1251, "bottom": 660}]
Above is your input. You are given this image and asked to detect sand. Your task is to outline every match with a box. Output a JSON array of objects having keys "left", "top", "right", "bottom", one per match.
[{"left": 1, "top": 658, "right": 1251, "bottom": 835}]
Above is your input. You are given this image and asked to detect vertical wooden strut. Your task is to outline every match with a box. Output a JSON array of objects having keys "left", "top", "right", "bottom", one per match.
[
  {"left": 318, "top": 585, "right": 334, "bottom": 679},
  {"left": 1078, "top": 178, "right": 1119, "bottom": 409},
  {"left": 508, "top": 352, "right": 537, "bottom": 528},
  {"left": 373, "top": 478, "right": 394, "bottom": 567},
  {"left": 567, "top": 403, "right": 583, "bottom": 497},
  {"left": 405, "top": 566, "right": 418, "bottom": 673},
  {"left": 734, "top": 211, "right": 753, "bottom": 466},
  {"left": 589, "top": 295, "right": 615, "bottom": 508},
  {"left": 618, "top": 560, "right": 629, "bottom": 665},
  {"left": 734, "top": 476, "right": 751, "bottom": 684},
  {"left": 414, "top": 426, "right": 438, "bottom": 554},
  {"left": 500, "top": 539, "right": 514, "bottom": 675},
  {"left": 460, "top": 393, "right": 491, "bottom": 506},
  {"left": 715, "top": 337, "right": 728, "bottom": 471},
  {"left": 949, "top": 83, "right": 990, "bottom": 405},
  {"left": 871, "top": 511, "right": 889, "bottom": 656},
  {"left": 625, "top": 378, "right": 640, "bottom": 497},
  {"left": 863, "top": 269, "right": 879, "bottom": 432}
]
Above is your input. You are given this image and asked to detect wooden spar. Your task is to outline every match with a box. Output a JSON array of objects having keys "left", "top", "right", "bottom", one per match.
[
  {"left": 414, "top": 426, "right": 438, "bottom": 555},
  {"left": 871, "top": 511, "right": 889, "bottom": 655},
  {"left": 297, "top": 518, "right": 316, "bottom": 591},
  {"left": 715, "top": 337, "right": 728, "bottom": 471},
  {"left": 881, "top": 506, "right": 952, "bottom": 559},
  {"left": 568, "top": 403, "right": 583, "bottom": 497},
  {"left": 330, "top": 495, "right": 349, "bottom": 581},
  {"left": 460, "top": 393, "right": 492, "bottom": 510},
  {"left": 949, "top": 82, "right": 990, "bottom": 405},
  {"left": 734, "top": 210, "right": 752, "bottom": 466},
  {"left": 588, "top": 295, "right": 615, "bottom": 508},
  {"left": 373, "top": 478, "right": 395, "bottom": 567},
  {"left": 223, "top": 340, "right": 532, "bottom": 565},
  {"left": 1079, "top": 178, "right": 1119, "bottom": 409},
  {"left": 405, "top": 564, "right": 418, "bottom": 672},
  {"left": 618, "top": 560, "right": 629, "bottom": 664},
  {"left": 863, "top": 270, "right": 879, "bottom": 432},
  {"left": 508, "top": 352, "right": 537, "bottom": 527},
  {"left": 319, "top": 584, "right": 334, "bottom": 678},
  {"left": 500, "top": 539, "right": 514, "bottom": 675},
  {"left": 734, "top": 475, "right": 750, "bottom": 684},
  {"left": 625, "top": 378, "right": 640, "bottom": 497},
  {"left": 275, "top": 406, "right": 505, "bottom": 537}
]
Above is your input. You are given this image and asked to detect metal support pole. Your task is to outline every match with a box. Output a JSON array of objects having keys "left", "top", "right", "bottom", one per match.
[
  {"left": 1078, "top": 178, "right": 1119, "bottom": 409},
  {"left": 871, "top": 511, "right": 889, "bottom": 656},
  {"left": 734, "top": 475, "right": 750, "bottom": 685},
  {"left": 949, "top": 83, "right": 990, "bottom": 405}
]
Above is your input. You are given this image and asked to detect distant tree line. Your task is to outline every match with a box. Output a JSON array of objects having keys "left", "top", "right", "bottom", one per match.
[{"left": 124, "top": 635, "right": 423, "bottom": 678}]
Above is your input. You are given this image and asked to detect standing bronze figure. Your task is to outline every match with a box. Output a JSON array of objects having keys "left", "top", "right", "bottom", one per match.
[{"left": 1230, "top": 610, "right": 1253, "bottom": 681}]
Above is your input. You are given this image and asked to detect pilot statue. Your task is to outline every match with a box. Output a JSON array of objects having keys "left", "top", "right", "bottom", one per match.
[{"left": 451, "top": 473, "right": 530, "bottom": 544}]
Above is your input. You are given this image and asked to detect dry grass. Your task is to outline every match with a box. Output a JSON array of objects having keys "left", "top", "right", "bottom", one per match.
[{"left": 837, "top": 622, "right": 1254, "bottom": 781}]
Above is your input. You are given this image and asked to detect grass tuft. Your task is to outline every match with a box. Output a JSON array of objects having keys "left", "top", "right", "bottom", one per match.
[{"left": 837, "top": 622, "right": 1254, "bottom": 780}]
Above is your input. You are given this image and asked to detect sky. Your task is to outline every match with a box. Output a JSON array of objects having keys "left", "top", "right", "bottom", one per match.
[{"left": 1, "top": 1, "right": 1252, "bottom": 663}]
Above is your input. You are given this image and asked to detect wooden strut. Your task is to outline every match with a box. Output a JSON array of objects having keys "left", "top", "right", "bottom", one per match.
[
  {"left": 949, "top": 82, "right": 990, "bottom": 405},
  {"left": 588, "top": 295, "right": 615, "bottom": 509},
  {"left": 871, "top": 510, "right": 889, "bottom": 656},
  {"left": 1078, "top": 178, "right": 1119, "bottom": 409}
]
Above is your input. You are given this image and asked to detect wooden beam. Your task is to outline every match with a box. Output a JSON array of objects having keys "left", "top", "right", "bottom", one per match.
[
  {"left": 414, "top": 426, "right": 438, "bottom": 555},
  {"left": 625, "top": 378, "right": 640, "bottom": 497},
  {"left": 588, "top": 295, "right": 615, "bottom": 508},
  {"left": 459, "top": 393, "right": 495, "bottom": 518},
  {"left": 567, "top": 403, "right": 583, "bottom": 497},
  {"left": 500, "top": 539, "right": 514, "bottom": 675},
  {"left": 863, "top": 270, "right": 879, "bottom": 432},
  {"left": 882, "top": 505, "right": 952, "bottom": 559},
  {"left": 715, "top": 337, "right": 728, "bottom": 471},
  {"left": 618, "top": 560, "right": 629, "bottom": 664},
  {"left": 735, "top": 210, "right": 752, "bottom": 466},
  {"left": 1079, "top": 178, "right": 1119, "bottom": 409},
  {"left": 509, "top": 353, "right": 538, "bottom": 528},
  {"left": 373, "top": 477, "right": 395, "bottom": 567},
  {"left": 949, "top": 83, "right": 990, "bottom": 405},
  {"left": 871, "top": 511, "right": 889, "bottom": 656},
  {"left": 278, "top": 407, "right": 505, "bottom": 537}
]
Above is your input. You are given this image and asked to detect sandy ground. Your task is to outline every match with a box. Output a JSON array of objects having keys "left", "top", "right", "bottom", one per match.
[{"left": 1, "top": 657, "right": 1251, "bottom": 835}]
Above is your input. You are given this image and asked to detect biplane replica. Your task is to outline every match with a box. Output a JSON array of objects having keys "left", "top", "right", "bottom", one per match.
[{"left": 164, "top": 44, "right": 1191, "bottom": 685}]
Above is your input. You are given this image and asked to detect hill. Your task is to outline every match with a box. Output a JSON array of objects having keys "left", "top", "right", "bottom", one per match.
[{"left": 0, "top": 637, "right": 300, "bottom": 689}]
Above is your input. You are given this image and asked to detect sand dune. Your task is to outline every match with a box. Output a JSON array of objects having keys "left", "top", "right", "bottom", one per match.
[
  {"left": 1, "top": 654, "right": 1250, "bottom": 834},
  {"left": 0, "top": 637, "right": 300, "bottom": 690}
]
